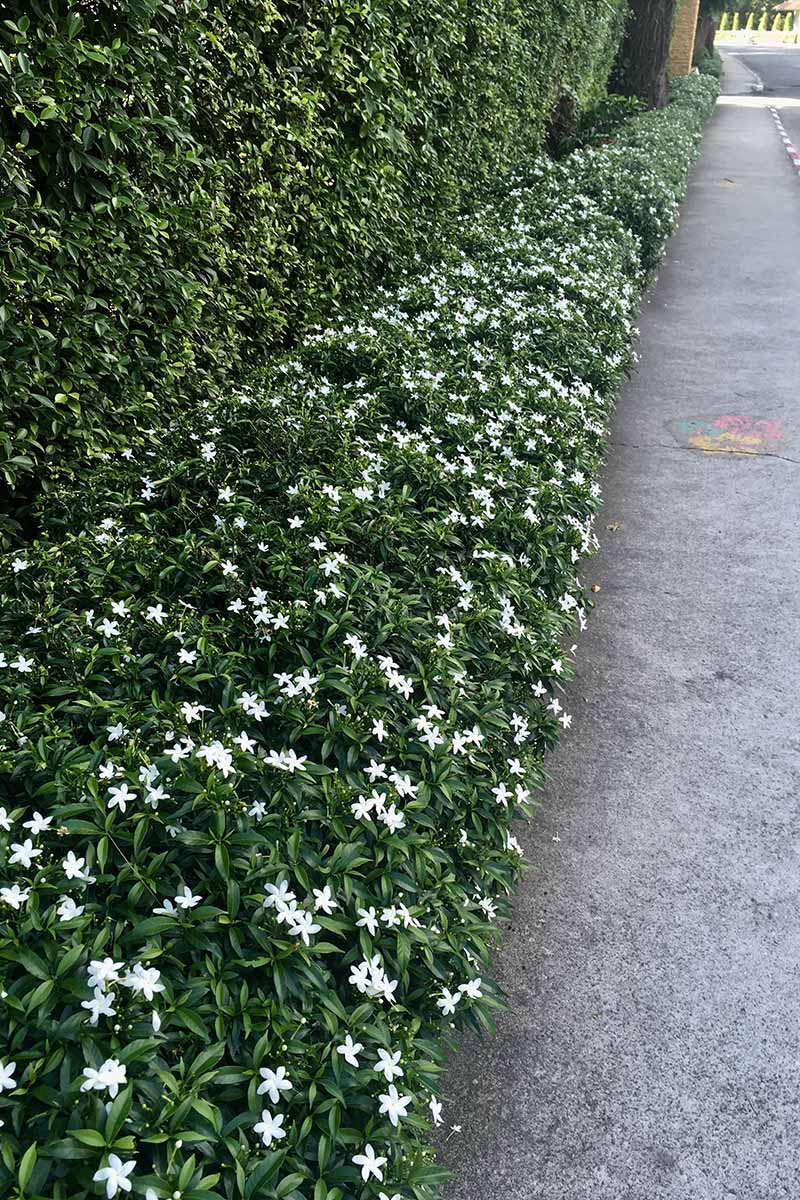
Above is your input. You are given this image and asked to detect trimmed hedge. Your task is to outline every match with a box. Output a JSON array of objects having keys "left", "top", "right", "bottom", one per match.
[
  {"left": 0, "top": 0, "right": 626, "bottom": 498},
  {"left": 0, "top": 75, "right": 717, "bottom": 1200}
]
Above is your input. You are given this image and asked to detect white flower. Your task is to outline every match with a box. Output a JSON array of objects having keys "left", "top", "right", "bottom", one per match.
[
  {"left": 253, "top": 1109, "right": 286, "bottom": 1147},
  {"left": 9, "top": 655, "right": 34, "bottom": 673},
  {"left": 174, "top": 885, "right": 202, "bottom": 909},
  {"left": 11, "top": 557, "right": 28, "bottom": 573},
  {"left": 286, "top": 909, "right": 320, "bottom": 946},
  {"left": 0, "top": 884, "right": 30, "bottom": 909},
  {"left": 378, "top": 1082, "right": 412, "bottom": 1126},
  {"left": 196, "top": 740, "right": 235, "bottom": 778},
  {"left": 365, "top": 758, "right": 386, "bottom": 783},
  {"left": 81, "top": 1057, "right": 127, "bottom": 1099},
  {"left": 92, "top": 1154, "right": 136, "bottom": 1198},
  {"left": 57, "top": 895, "right": 85, "bottom": 921},
  {"left": 22, "top": 811, "right": 52, "bottom": 835},
  {"left": 88, "top": 957, "right": 123, "bottom": 991},
  {"left": 436, "top": 987, "right": 461, "bottom": 1016},
  {"left": 97, "top": 618, "right": 119, "bottom": 639},
  {"left": 81, "top": 987, "right": 116, "bottom": 1025},
  {"left": 122, "top": 963, "right": 164, "bottom": 1001},
  {"left": 0, "top": 1061, "right": 16, "bottom": 1092},
  {"left": 180, "top": 701, "right": 207, "bottom": 724},
  {"left": 336, "top": 1034, "right": 363, "bottom": 1067},
  {"left": 257, "top": 1065, "right": 293, "bottom": 1104},
  {"left": 459, "top": 977, "right": 484, "bottom": 999},
  {"left": 356, "top": 906, "right": 379, "bottom": 936},
  {"left": 373, "top": 1048, "right": 403, "bottom": 1082},
  {"left": 312, "top": 885, "right": 337, "bottom": 914},
  {"left": 107, "top": 783, "right": 136, "bottom": 813},
  {"left": 9, "top": 839, "right": 41, "bottom": 869},
  {"left": 107, "top": 722, "right": 127, "bottom": 742},
  {"left": 352, "top": 1143, "right": 387, "bottom": 1184},
  {"left": 263, "top": 881, "right": 296, "bottom": 910},
  {"left": 381, "top": 803, "right": 405, "bottom": 834},
  {"left": 63, "top": 851, "right": 89, "bottom": 880},
  {"left": 429, "top": 1095, "right": 443, "bottom": 1126},
  {"left": 0, "top": 808, "right": 11, "bottom": 832}
]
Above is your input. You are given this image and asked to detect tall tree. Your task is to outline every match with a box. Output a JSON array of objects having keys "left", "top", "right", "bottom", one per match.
[
  {"left": 695, "top": 0, "right": 725, "bottom": 56},
  {"left": 612, "top": 0, "right": 681, "bottom": 109}
]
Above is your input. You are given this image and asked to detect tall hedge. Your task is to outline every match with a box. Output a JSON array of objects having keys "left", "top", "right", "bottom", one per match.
[{"left": 0, "top": 0, "right": 626, "bottom": 498}]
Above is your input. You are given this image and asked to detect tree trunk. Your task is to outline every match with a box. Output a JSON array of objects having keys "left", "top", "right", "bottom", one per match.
[
  {"left": 611, "top": 0, "right": 681, "bottom": 109},
  {"left": 694, "top": 15, "right": 716, "bottom": 57}
]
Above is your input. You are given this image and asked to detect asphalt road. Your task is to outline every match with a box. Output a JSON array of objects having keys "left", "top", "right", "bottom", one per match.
[
  {"left": 436, "top": 52, "right": 800, "bottom": 1200},
  {"left": 728, "top": 43, "right": 800, "bottom": 145}
]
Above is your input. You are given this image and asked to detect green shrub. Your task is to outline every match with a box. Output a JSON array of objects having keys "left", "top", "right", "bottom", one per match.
[
  {"left": 719, "top": 12, "right": 730, "bottom": 29},
  {"left": 772, "top": 13, "right": 783, "bottom": 30},
  {"left": 695, "top": 48, "right": 724, "bottom": 79},
  {"left": 758, "top": 11, "right": 768, "bottom": 30},
  {"left": 785, "top": 12, "right": 795, "bottom": 30},
  {"left": 0, "top": 74, "right": 717, "bottom": 1200},
  {"left": 0, "top": 0, "right": 627, "bottom": 503},
  {"left": 745, "top": 12, "right": 755, "bottom": 29},
  {"left": 733, "top": 12, "right": 741, "bottom": 28},
  {"left": 552, "top": 95, "right": 647, "bottom": 157}
]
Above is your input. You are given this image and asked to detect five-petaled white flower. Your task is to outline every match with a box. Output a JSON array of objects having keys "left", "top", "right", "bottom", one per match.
[
  {"left": 81, "top": 1058, "right": 127, "bottom": 1099},
  {"left": 352, "top": 1143, "right": 387, "bottom": 1183},
  {"left": 374, "top": 1048, "right": 403, "bottom": 1082},
  {"left": 122, "top": 963, "right": 164, "bottom": 1001},
  {"left": 378, "top": 1082, "right": 412, "bottom": 1126},
  {"left": 107, "top": 783, "right": 136, "bottom": 813},
  {"left": 436, "top": 987, "right": 461, "bottom": 1016},
  {"left": 9, "top": 839, "right": 41, "bottom": 869},
  {"left": 312, "top": 884, "right": 337, "bottom": 914},
  {"left": 257, "top": 1065, "right": 293, "bottom": 1104},
  {"left": 0, "top": 884, "right": 31, "bottom": 909},
  {"left": 93, "top": 1154, "right": 136, "bottom": 1198},
  {"left": 253, "top": 1109, "right": 286, "bottom": 1147},
  {"left": 336, "top": 1034, "right": 363, "bottom": 1067}
]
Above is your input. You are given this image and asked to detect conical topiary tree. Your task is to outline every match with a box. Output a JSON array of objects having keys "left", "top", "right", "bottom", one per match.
[
  {"left": 758, "top": 10, "right": 768, "bottom": 30},
  {"left": 720, "top": 12, "right": 730, "bottom": 29},
  {"left": 785, "top": 12, "right": 795, "bottom": 31},
  {"left": 745, "top": 12, "right": 755, "bottom": 29},
  {"left": 732, "top": 12, "right": 740, "bottom": 29},
  {"left": 772, "top": 13, "right": 782, "bottom": 30}
]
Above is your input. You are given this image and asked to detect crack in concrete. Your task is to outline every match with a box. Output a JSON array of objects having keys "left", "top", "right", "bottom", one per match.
[{"left": 610, "top": 439, "right": 800, "bottom": 466}]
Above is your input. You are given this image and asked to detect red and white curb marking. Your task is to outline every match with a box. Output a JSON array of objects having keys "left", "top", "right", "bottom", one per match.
[{"left": 769, "top": 106, "right": 800, "bottom": 177}]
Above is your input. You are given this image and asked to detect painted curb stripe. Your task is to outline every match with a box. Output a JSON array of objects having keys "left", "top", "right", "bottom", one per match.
[{"left": 769, "top": 106, "right": 800, "bottom": 178}]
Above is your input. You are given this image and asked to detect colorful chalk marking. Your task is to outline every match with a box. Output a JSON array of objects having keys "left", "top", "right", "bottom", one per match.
[{"left": 665, "top": 415, "right": 788, "bottom": 456}]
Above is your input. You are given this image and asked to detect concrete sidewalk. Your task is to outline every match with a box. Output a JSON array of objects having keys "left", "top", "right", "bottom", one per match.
[{"left": 438, "top": 59, "right": 800, "bottom": 1200}]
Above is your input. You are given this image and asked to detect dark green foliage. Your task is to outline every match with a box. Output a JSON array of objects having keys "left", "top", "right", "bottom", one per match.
[
  {"left": 552, "top": 95, "right": 648, "bottom": 157},
  {"left": 0, "top": 76, "right": 717, "bottom": 1200},
  {"left": 695, "top": 48, "right": 724, "bottom": 78},
  {"left": 0, "top": 0, "right": 627, "bottom": 498}
]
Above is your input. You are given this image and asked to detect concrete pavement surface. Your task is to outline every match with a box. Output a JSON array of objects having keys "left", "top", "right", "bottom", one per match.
[{"left": 436, "top": 51, "right": 800, "bottom": 1200}]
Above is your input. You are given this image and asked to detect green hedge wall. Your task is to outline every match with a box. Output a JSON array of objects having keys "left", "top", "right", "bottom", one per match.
[{"left": 0, "top": 0, "right": 626, "bottom": 496}]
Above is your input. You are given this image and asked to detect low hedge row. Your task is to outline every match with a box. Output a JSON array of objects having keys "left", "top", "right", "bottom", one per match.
[
  {"left": 0, "top": 74, "right": 718, "bottom": 1200},
  {"left": 0, "top": 0, "right": 626, "bottom": 501}
]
